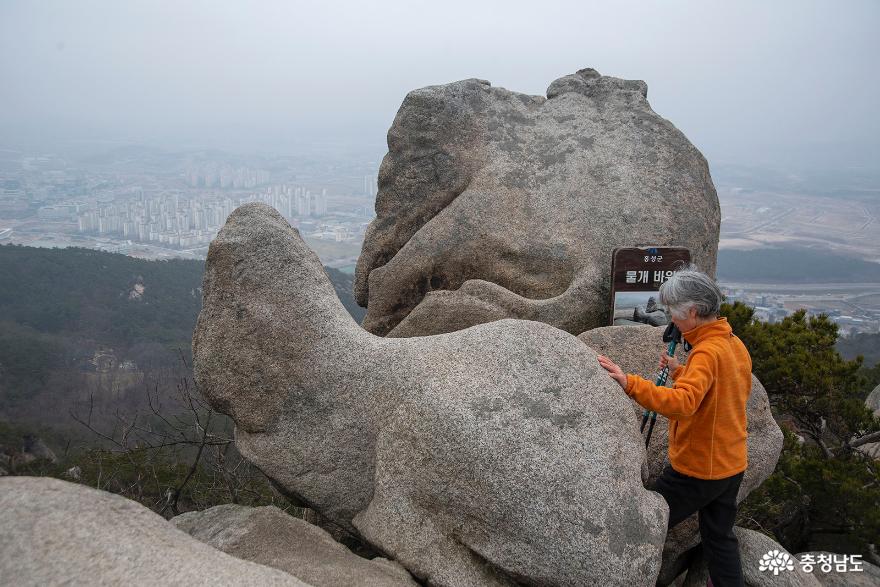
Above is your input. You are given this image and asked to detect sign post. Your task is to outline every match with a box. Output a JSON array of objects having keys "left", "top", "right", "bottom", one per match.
[{"left": 609, "top": 247, "right": 691, "bottom": 326}]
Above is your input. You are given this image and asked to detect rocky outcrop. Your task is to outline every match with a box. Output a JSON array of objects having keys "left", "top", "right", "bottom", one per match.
[
  {"left": 20, "top": 434, "right": 57, "bottom": 464},
  {"left": 858, "top": 385, "right": 880, "bottom": 459},
  {"left": 355, "top": 68, "right": 720, "bottom": 338},
  {"left": 193, "top": 203, "right": 669, "bottom": 586},
  {"left": 172, "top": 504, "right": 417, "bottom": 587},
  {"left": 867, "top": 385, "right": 880, "bottom": 413},
  {"left": 578, "top": 325, "right": 785, "bottom": 584},
  {"left": 0, "top": 477, "right": 309, "bottom": 586},
  {"left": 0, "top": 435, "right": 58, "bottom": 474}
]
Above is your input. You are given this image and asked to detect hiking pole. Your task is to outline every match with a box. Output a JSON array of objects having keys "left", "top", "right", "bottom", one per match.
[{"left": 640, "top": 322, "right": 682, "bottom": 448}]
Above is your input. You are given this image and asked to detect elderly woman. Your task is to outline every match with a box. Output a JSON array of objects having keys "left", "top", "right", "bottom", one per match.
[{"left": 598, "top": 266, "right": 751, "bottom": 587}]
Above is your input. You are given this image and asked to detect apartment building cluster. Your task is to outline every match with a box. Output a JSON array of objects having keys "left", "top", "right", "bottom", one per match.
[
  {"left": 186, "top": 165, "right": 271, "bottom": 189},
  {"left": 76, "top": 185, "right": 332, "bottom": 249},
  {"left": 722, "top": 287, "right": 880, "bottom": 335}
]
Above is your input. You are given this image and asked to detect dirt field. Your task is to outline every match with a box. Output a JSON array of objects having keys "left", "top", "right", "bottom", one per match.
[{"left": 718, "top": 188, "right": 880, "bottom": 262}]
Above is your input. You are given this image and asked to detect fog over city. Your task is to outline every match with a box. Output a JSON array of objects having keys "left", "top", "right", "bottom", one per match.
[
  {"left": 1, "top": 0, "right": 878, "bottom": 170},
  {"left": 2, "top": 1, "right": 880, "bottom": 335}
]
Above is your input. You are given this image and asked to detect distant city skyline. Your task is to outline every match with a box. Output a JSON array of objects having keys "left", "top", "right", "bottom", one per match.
[{"left": 1, "top": 1, "right": 878, "bottom": 172}]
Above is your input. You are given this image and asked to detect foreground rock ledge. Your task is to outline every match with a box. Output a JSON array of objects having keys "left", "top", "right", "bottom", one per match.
[
  {"left": 193, "top": 202, "right": 667, "bottom": 586},
  {"left": 173, "top": 504, "right": 417, "bottom": 587},
  {"left": 0, "top": 477, "right": 309, "bottom": 586}
]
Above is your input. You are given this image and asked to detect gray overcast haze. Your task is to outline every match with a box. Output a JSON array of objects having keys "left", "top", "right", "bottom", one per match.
[{"left": 1, "top": 0, "right": 878, "bottom": 170}]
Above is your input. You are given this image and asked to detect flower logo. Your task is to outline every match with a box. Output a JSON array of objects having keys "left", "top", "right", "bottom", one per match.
[{"left": 759, "top": 549, "right": 794, "bottom": 575}]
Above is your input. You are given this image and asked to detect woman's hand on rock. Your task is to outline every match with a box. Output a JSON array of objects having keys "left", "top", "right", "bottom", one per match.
[{"left": 597, "top": 355, "right": 627, "bottom": 390}]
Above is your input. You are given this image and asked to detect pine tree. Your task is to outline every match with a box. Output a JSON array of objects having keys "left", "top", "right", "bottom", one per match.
[{"left": 724, "top": 302, "right": 880, "bottom": 559}]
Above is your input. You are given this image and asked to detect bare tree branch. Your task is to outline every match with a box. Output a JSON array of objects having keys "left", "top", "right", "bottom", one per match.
[{"left": 849, "top": 430, "right": 880, "bottom": 449}]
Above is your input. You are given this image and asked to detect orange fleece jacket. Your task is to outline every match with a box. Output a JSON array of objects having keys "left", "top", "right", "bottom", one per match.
[{"left": 625, "top": 317, "right": 752, "bottom": 480}]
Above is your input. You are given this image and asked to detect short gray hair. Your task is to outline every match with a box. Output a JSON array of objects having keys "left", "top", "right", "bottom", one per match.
[{"left": 658, "top": 264, "right": 723, "bottom": 319}]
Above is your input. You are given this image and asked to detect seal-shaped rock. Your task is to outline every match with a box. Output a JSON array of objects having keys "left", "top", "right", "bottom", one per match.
[
  {"left": 193, "top": 202, "right": 669, "bottom": 586},
  {"left": 355, "top": 68, "right": 719, "bottom": 338}
]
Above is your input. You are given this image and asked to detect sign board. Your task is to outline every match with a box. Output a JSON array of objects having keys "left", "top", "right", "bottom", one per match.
[{"left": 609, "top": 247, "right": 691, "bottom": 326}]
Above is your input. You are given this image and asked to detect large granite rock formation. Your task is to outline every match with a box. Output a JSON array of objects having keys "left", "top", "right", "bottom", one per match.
[
  {"left": 193, "top": 203, "right": 669, "bottom": 586},
  {"left": 0, "top": 477, "right": 309, "bottom": 586},
  {"left": 354, "top": 68, "right": 720, "bottom": 338},
  {"left": 578, "top": 325, "right": 785, "bottom": 584},
  {"left": 172, "top": 504, "right": 417, "bottom": 587}
]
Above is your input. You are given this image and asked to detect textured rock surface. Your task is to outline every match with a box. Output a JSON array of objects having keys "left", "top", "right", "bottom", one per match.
[
  {"left": 355, "top": 68, "right": 720, "bottom": 338},
  {"left": 172, "top": 504, "right": 417, "bottom": 587},
  {"left": 797, "top": 551, "right": 880, "bottom": 586},
  {"left": 21, "top": 434, "right": 57, "bottom": 463},
  {"left": 193, "top": 203, "right": 668, "bottom": 586},
  {"left": 867, "top": 385, "right": 880, "bottom": 413},
  {"left": 860, "top": 385, "right": 880, "bottom": 459},
  {"left": 578, "top": 325, "right": 687, "bottom": 483},
  {"left": 681, "top": 528, "right": 821, "bottom": 586},
  {"left": 0, "top": 477, "right": 309, "bottom": 586},
  {"left": 579, "top": 325, "right": 785, "bottom": 585}
]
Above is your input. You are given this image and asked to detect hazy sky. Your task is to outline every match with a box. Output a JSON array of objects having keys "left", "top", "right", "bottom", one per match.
[{"left": 1, "top": 0, "right": 878, "bottom": 170}]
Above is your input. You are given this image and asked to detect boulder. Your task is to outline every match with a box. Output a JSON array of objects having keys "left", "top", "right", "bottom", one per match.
[
  {"left": 193, "top": 203, "right": 669, "bottom": 586},
  {"left": 867, "top": 384, "right": 880, "bottom": 414},
  {"left": 0, "top": 477, "right": 309, "bottom": 586},
  {"left": 579, "top": 325, "right": 785, "bottom": 584},
  {"left": 859, "top": 439, "right": 880, "bottom": 460},
  {"left": 633, "top": 306, "right": 668, "bottom": 327},
  {"left": 20, "top": 434, "right": 57, "bottom": 464},
  {"left": 172, "top": 504, "right": 417, "bottom": 587},
  {"left": 858, "top": 385, "right": 880, "bottom": 459},
  {"left": 681, "top": 527, "right": 820, "bottom": 586},
  {"left": 355, "top": 68, "right": 720, "bottom": 338}
]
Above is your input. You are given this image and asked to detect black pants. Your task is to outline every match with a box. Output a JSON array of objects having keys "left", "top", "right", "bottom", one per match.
[{"left": 652, "top": 464, "right": 745, "bottom": 587}]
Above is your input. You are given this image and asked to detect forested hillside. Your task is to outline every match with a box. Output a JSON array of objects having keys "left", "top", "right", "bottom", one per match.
[
  {"left": 0, "top": 243, "right": 369, "bottom": 517},
  {"left": 1, "top": 245, "right": 203, "bottom": 343},
  {"left": 0, "top": 244, "right": 364, "bottom": 428},
  {"left": 837, "top": 331, "right": 880, "bottom": 366}
]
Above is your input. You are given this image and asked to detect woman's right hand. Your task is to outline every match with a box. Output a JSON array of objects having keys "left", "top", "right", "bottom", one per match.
[{"left": 659, "top": 353, "right": 680, "bottom": 372}]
